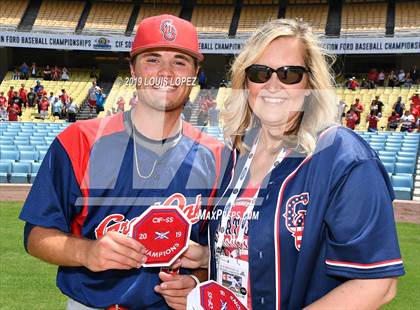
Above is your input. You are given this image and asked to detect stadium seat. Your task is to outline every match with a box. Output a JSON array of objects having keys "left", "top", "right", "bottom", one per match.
[
  {"left": 10, "top": 162, "right": 31, "bottom": 183},
  {"left": 378, "top": 150, "right": 397, "bottom": 157},
  {"left": 39, "top": 150, "right": 48, "bottom": 162},
  {"left": 0, "top": 162, "right": 11, "bottom": 183},
  {"left": 29, "top": 162, "right": 41, "bottom": 183},
  {"left": 384, "top": 146, "right": 400, "bottom": 152},
  {"left": 396, "top": 156, "right": 416, "bottom": 165},
  {"left": 2, "top": 132, "right": 17, "bottom": 137},
  {"left": 370, "top": 143, "right": 385, "bottom": 151},
  {"left": 30, "top": 140, "right": 46, "bottom": 146},
  {"left": 394, "top": 162, "right": 415, "bottom": 175},
  {"left": 14, "top": 136, "right": 30, "bottom": 141},
  {"left": 391, "top": 175, "right": 413, "bottom": 200},
  {"left": 33, "top": 132, "right": 48, "bottom": 137},
  {"left": 17, "top": 132, "right": 32, "bottom": 137},
  {"left": 0, "top": 137, "right": 14, "bottom": 144},
  {"left": 0, "top": 150, "right": 18, "bottom": 161},
  {"left": 13, "top": 140, "right": 30, "bottom": 146},
  {"left": 379, "top": 155, "right": 396, "bottom": 164},
  {"left": 382, "top": 162, "right": 394, "bottom": 174},
  {"left": 19, "top": 150, "right": 39, "bottom": 162},
  {"left": 30, "top": 136, "right": 45, "bottom": 141},
  {"left": 16, "top": 145, "right": 35, "bottom": 151},
  {"left": 0, "top": 145, "right": 18, "bottom": 151},
  {"left": 398, "top": 151, "right": 417, "bottom": 157},
  {"left": 400, "top": 146, "right": 418, "bottom": 153},
  {"left": 44, "top": 137, "right": 55, "bottom": 145},
  {"left": 385, "top": 142, "right": 402, "bottom": 148},
  {"left": 35, "top": 145, "right": 49, "bottom": 152}
]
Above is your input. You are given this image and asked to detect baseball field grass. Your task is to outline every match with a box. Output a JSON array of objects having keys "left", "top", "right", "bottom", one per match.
[{"left": 0, "top": 201, "right": 419, "bottom": 309}]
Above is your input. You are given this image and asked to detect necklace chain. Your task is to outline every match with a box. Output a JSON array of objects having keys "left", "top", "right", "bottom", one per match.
[{"left": 133, "top": 127, "right": 157, "bottom": 179}]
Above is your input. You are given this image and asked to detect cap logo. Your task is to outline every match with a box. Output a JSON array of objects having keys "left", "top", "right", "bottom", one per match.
[{"left": 160, "top": 19, "right": 177, "bottom": 42}]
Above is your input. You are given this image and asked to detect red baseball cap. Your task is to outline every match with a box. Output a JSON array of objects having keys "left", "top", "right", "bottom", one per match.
[{"left": 131, "top": 14, "right": 203, "bottom": 62}]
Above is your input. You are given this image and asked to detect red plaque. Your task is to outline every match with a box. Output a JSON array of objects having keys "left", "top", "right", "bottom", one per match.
[
  {"left": 189, "top": 280, "right": 247, "bottom": 310},
  {"left": 129, "top": 205, "right": 192, "bottom": 267}
]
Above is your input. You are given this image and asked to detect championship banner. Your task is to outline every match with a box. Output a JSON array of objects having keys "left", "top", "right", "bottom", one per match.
[
  {"left": 0, "top": 30, "right": 419, "bottom": 54},
  {"left": 129, "top": 205, "right": 192, "bottom": 267},
  {"left": 187, "top": 280, "right": 248, "bottom": 310}
]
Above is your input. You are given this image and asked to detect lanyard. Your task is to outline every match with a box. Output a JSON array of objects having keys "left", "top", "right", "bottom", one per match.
[{"left": 215, "top": 132, "right": 287, "bottom": 258}]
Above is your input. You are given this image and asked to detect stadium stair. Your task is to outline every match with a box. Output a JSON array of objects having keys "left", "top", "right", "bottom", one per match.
[
  {"left": 386, "top": 0, "right": 396, "bottom": 36},
  {"left": 126, "top": 3, "right": 141, "bottom": 36},
  {"left": 189, "top": 101, "right": 201, "bottom": 126},
  {"left": 414, "top": 157, "right": 420, "bottom": 201},
  {"left": 76, "top": 1, "right": 92, "bottom": 34},
  {"left": 18, "top": 0, "right": 42, "bottom": 32},
  {"left": 76, "top": 101, "right": 97, "bottom": 121},
  {"left": 325, "top": 0, "right": 341, "bottom": 36}
]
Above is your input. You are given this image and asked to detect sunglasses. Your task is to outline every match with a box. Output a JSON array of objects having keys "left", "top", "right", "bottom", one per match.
[{"left": 245, "top": 64, "right": 309, "bottom": 84}]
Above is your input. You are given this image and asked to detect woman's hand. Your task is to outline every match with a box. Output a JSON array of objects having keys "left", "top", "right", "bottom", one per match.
[{"left": 154, "top": 272, "right": 197, "bottom": 310}]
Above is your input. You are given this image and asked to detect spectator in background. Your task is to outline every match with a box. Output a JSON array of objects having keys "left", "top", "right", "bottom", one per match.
[
  {"left": 11, "top": 91, "right": 24, "bottom": 110},
  {"left": 208, "top": 104, "right": 220, "bottom": 126},
  {"left": 87, "top": 81, "right": 99, "bottom": 115},
  {"left": 66, "top": 98, "right": 77, "bottom": 122},
  {"left": 345, "top": 110, "right": 356, "bottom": 130},
  {"left": 90, "top": 66, "right": 99, "bottom": 79},
  {"left": 387, "top": 111, "right": 400, "bottom": 131},
  {"left": 52, "top": 97, "right": 62, "bottom": 118},
  {"left": 7, "top": 100, "right": 21, "bottom": 121},
  {"left": 12, "top": 68, "right": 21, "bottom": 80},
  {"left": 367, "top": 68, "right": 377, "bottom": 88},
  {"left": 0, "top": 103, "right": 7, "bottom": 121},
  {"left": 397, "top": 69, "right": 405, "bottom": 86},
  {"left": 59, "top": 89, "right": 69, "bottom": 106},
  {"left": 48, "top": 91, "right": 57, "bottom": 109},
  {"left": 7, "top": 86, "right": 15, "bottom": 104},
  {"left": 116, "top": 96, "right": 125, "bottom": 112},
  {"left": 370, "top": 95, "right": 384, "bottom": 116},
  {"left": 0, "top": 92, "right": 7, "bottom": 109},
  {"left": 338, "top": 99, "right": 346, "bottom": 124},
  {"left": 197, "top": 106, "right": 208, "bottom": 127},
  {"left": 30, "top": 62, "right": 37, "bottom": 78},
  {"left": 348, "top": 77, "right": 359, "bottom": 90},
  {"left": 182, "top": 99, "right": 193, "bottom": 122},
  {"left": 52, "top": 66, "right": 61, "bottom": 81},
  {"left": 43, "top": 65, "right": 52, "bottom": 81},
  {"left": 198, "top": 68, "right": 207, "bottom": 88},
  {"left": 19, "top": 84, "right": 27, "bottom": 108},
  {"left": 410, "top": 65, "right": 418, "bottom": 84},
  {"left": 61, "top": 67, "right": 70, "bottom": 81},
  {"left": 34, "top": 80, "right": 44, "bottom": 95},
  {"left": 387, "top": 70, "right": 397, "bottom": 87},
  {"left": 351, "top": 98, "right": 364, "bottom": 124},
  {"left": 27, "top": 87, "right": 36, "bottom": 108},
  {"left": 34, "top": 81, "right": 45, "bottom": 113},
  {"left": 400, "top": 110, "right": 415, "bottom": 132},
  {"left": 367, "top": 111, "right": 381, "bottom": 132},
  {"left": 95, "top": 88, "right": 106, "bottom": 115},
  {"left": 129, "top": 91, "right": 138, "bottom": 108},
  {"left": 393, "top": 96, "right": 405, "bottom": 117},
  {"left": 377, "top": 70, "right": 385, "bottom": 86},
  {"left": 404, "top": 73, "right": 413, "bottom": 88},
  {"left": 39, "top": 95, "right": 49, "bottom": 120},
  {"left": 360, "top": 78, "right": 369, "bottom": 89},
  {"left": 410, "top": 103, "right": 420, "bottom": 123},
  {"left": 411, "top": 92, "right": 419, "bottom": 109},
  {"left": 20, "top": 62, "right": 29, "bottom": 79}
]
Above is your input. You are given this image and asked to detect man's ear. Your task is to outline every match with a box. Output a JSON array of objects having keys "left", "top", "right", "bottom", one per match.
[{"left": 130, "top": 62, "right": 136, "bottom": 79}]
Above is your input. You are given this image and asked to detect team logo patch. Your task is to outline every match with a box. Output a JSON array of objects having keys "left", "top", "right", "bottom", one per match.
[
  {"left": 282, "top": 192, "right": 309, "bottom": 251},
  {"left": 160, "top": 19, "right": 177, "bottom": 41}
]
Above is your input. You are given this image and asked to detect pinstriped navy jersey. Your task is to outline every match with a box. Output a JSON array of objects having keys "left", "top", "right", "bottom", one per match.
[
  {"left": 20, "top": 112, "right": 224, "bottom": 309},
  {"left": 209, "top": 126, "right": 404, "bottom": 310}
]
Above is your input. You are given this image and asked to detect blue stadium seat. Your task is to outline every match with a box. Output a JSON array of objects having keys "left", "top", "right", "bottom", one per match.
[
  {"left": 0, "top": 137, "right": 14, "bottom": 144},
  {"left": 369, "top": 143, "right": 385, "bottom": 151},
  {"left": 17, "top": 132, "right": 32, "bottom": 137},
  {"left": 44, "top": 137, "right": 55, "bottom": 145},
  {"left": 400, "top": 146, "right": 418, "bottom": 153},
  {"left": 385, "top": 142, "right": 402, "bottom": 148},
  {"left": 0, "top": 161, "right": 11, "bottom": 183},
  {"left": 398, "top": 151, "right": 417, "bottom": 157},
  {"left": 396, "top": 156, "right": 416, "bottom": 165},
  {"left": 391, "top": 175, "right": 413, "bottom": 200},
  {"left": 19, "top": 150, "right": 39, "bottom": 162},
  {"left": 30, "top": 140, "right": 46, "bottom": 146},
  {"left": 2, "top": 131, "right": 17, "bottom": 137},
  {"left": 16, "top": 145, "right": 35, "bottom": 151},
  {"left": 13, "top": 140, "right": 30, "bottom": 146},
  {"left": 47, "top": 132, "right": 58, "bottom": 137},
  {"left": 0, "top": 145, "right": 17, "bottom": 151},
  {"left": 10, "top": 162, "right": 31, "bottom": 183},
  {"left": 30, "top": 136, "right": 44, "bottom": 141},
  {"left": 39, "top": 150, "right": 48, "bottom": 162},
  {"left": 14, "top": 135, "right": 30, "bottom": 141},
  {"left": 384, "top": 146, "right": 400, "bottom": 152},
  {"left": 21, "top": 128, "right": 33, "bottom": 133},
  {"left": 394, "top": 162, "right": 415, "bottom": 175},
  {"left": 33, "top": 132, "right": 48, "bottom": 137},
  {"left": 382, "top": 162, "right": 394, "bottom": 174},
  {"left": 378, "top": 150, "right": 397, "bottom": 157},
  {"left": 391, "top": 132, "right": 404, "bottom": 136},
  {"left": 29, "top": 162, "right": 41, "bottom": 183},
  {"left": 379, "top": 156, "right": 396, "bottom": 164}
]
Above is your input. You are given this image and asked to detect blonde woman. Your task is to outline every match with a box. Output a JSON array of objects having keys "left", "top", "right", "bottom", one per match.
[{"left": 157, "top": 19, "right": 404, "bottom": 309}]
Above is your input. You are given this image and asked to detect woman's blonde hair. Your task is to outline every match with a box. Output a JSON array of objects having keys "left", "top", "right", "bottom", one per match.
[{"left": 222, "top": 19, "right": 337, "bottom": 154}]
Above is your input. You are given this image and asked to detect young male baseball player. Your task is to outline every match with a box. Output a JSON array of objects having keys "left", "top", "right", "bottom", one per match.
[{"left": 20, "top": 15, "right": 224, "bottom": 309}]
